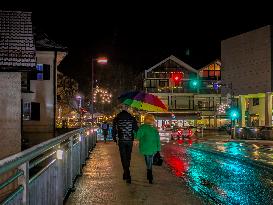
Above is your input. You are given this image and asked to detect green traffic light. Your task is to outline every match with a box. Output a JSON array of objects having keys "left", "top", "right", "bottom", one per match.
[
  {"left": 229, "top": 109, "right": 239, "bottom": 120},
  {"left": 190, "top": 79, "right": 200, "bottom": 89}
]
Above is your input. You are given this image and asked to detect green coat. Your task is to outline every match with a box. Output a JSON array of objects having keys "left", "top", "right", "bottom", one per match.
[{"left": 136, "top": 124, "right": 161, "bottom": 155}]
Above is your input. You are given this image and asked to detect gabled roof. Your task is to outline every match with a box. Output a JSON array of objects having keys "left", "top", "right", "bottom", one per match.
[
  {"left": 0, "top": 10, "right": 36, "bottom": 70},
  {"left": 145, "top": 55, "right": 198, "bottom": 74},
  {"left": 34, "top": 28, "right": 67, "bottom": 51},
  {"left": 199, "top": 59, "right": 221, "bottom": 71}
]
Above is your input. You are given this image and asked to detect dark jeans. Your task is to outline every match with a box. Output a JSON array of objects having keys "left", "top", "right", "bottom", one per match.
[
  {"left": 103, "top": 130, "right": 108, "bottom": 142},
  {"left": 118, "top": 141, "right": 133, "bottom": 177},
  {"left": 144, "top": 155, "right": 154, "bottom": 170}
]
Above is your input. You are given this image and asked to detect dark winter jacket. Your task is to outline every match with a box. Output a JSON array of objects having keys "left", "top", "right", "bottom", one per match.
[{"left": 112, "top": 110, "right": 138, "bottom": 141}]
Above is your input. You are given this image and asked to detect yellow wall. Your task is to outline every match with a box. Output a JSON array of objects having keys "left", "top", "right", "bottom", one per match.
[{"left": 247, "top": 97, "right": 265, "bottom": 126}]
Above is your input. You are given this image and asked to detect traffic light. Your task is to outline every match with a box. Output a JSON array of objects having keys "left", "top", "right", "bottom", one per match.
[
  {"left": 189, "top": 79, "right": 200, "bottom": 89},
  {"left": 228, "top": 107, "right": 240, "bottom": 120},
  {"left": 171, "top": 72, "right": 183, "bottom": 86}
]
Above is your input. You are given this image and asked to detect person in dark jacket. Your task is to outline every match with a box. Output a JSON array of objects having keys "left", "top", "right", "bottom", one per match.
[
  {"left": 101, "top": 121, "right": 109, "bottom": 143},
  {"left": 112, "top": 105, "right": 138, "bottom": 184}
]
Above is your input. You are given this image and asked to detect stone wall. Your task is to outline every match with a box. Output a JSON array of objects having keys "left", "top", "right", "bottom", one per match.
[
  {"left": 0, "top": 73, "right": 21, "bottom": 159},
  {"left": 221, "top": 25, "right": 272, "bottom": 95}
]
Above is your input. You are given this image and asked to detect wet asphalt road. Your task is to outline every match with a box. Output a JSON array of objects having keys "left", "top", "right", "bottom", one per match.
[{"left": 161, "top": 140, "right": 273, "bottom": 205}]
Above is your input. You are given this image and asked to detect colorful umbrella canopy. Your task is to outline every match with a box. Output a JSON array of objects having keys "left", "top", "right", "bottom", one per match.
[{"left": 118, "top": 91, "right": 168, "bottom": 112}]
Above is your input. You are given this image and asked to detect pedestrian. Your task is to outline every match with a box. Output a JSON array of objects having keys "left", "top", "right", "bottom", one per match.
[
  {"left": 101, "top": 121, "right": 109, "bottom": 143},
  {"left": 112, "top": 105, "right": 138, "bottom": 184},
  {"left": 136, "top": 114, "right": 161, "bottom": 184}
]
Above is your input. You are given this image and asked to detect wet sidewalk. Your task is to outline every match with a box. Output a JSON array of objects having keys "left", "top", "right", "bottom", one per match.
[{"left": 66, "top": 142, "right": 201, "bottom": 205}]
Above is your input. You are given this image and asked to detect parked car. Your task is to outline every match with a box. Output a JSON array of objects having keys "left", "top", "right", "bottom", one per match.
[{"left": 171, "top": 127, "right": 194, "bottom": 140}]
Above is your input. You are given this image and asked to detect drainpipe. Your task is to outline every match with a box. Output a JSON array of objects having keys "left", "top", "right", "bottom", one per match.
[{"left": 53, "top": 51, "right": 57, "bottom": 136}]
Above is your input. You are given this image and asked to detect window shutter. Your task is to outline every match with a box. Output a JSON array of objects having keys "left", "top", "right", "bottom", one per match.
[
  {"left": 43, "top": 64, "right": 50, "bottom": 80},
  {"left": 29, "top": 70, "right": 37, "bottom": 80},
  {"left": 31, "top": 102, "right": 40, "bottom": 121}
]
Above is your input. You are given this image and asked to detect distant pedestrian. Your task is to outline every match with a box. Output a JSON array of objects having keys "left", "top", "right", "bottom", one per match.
[
  {"left": 101, "top": 121, "right": 109, "bottom": 143},
  {"left": 136, "top": 114, "right": 161, "bottom": 184},
  {"left": 112, "top": 105, "right": 138, "bottom": 184}
]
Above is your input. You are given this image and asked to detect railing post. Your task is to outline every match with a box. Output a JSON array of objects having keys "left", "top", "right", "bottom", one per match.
[
  {"left": 19, "top": 162, "right": 29, "bottom": 205},
  {"left": 79, "top": 133, "right": 84, "bottom": 173},
  {"left": 56, "top": 148, "right": 64, "bottom": 205},
  {"left": 69, "top": 136, "right": 75, "bottom": 191},
  {"left": 77, "top": 134, "right": 82, "bottom": 176}
]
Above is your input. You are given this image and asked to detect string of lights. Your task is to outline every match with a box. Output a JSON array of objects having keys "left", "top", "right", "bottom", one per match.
[
  {"left": 93, "top": 86, "right": 112, "bottom": 104},
  {"left": 217, "top": 103, "right": 230, "bottom": 114}
]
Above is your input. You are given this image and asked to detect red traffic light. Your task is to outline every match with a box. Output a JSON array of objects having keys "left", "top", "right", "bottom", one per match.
[{"left": 171, "top": 72, "right": 183, "bottom": 85}]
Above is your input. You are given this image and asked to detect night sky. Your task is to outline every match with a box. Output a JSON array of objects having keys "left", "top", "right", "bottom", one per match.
[{"left": 1, "top": 3, "right": 271, "bottom": 92}]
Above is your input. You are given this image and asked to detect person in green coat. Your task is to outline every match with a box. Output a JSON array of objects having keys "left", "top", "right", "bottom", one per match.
[{"left": 136, "top": 114, "right": 161, "bottom": 184}]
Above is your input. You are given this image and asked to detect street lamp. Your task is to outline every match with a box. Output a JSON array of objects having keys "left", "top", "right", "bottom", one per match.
[
  {"left": 91, "top": 57, "right": 108, "bottom": 124},
  {"left": 76, "top": 95, "right": 82, "bottom": 108},
  {"left": 76, "top": 95, "right": 82, "bottom": 127}
]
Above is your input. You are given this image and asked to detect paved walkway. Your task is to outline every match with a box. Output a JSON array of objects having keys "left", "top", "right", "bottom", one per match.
[{"left": 66, "top": 142, "right": 202, "bottom": 205}]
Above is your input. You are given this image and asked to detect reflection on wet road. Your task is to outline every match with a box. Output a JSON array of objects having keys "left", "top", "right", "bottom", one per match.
[{"left": 162, "top": 141, "right": 273, "bottom": 204}]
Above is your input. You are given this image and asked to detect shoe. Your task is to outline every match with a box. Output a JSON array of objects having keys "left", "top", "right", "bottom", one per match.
[
  {"left": 147, "top": 169, "right": 153, "bottom": 184},
  {"left": 126, "top": 176, "right": 131, "bottom": 184}
]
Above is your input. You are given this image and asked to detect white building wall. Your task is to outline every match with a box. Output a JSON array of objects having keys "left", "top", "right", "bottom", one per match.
[
  {"left": 0, "top": 73, "right": 21, "bottom": 159},
  {"left": 22, "top": 51, "right": 55, "bottom": 135},
  {"left": 221, "top": 25, "right": 272, "bottom": 95}
]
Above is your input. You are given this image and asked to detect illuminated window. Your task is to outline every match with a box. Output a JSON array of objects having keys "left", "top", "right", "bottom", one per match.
[
  {"left": 30, "top": 64, "right": 50, "bottom": 80},
  {"left": 202, "top": 70, "right": 208, "bottom": 77},
  {"left": 209, "top": 64, "right": 214, "bottom": 70},
  {"left": 215, "top": 64, "right": 220, "bottom": 70},
  {"left": 209, "top": 71, "right": 215, "bottom": 77},
  {"left": 200, "top": 62, "right": 221, "bottom": 79},
  {"left": 215, "top": 71, "right": 220, "bottom": 77}
]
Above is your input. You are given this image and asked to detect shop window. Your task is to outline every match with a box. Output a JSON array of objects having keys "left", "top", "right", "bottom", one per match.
[
  {"left": 253, "top": 98, "right": 259, "bottom": 106},
  {"left": 159, "top": 80, "right": 168, "bottom": 87},
  {"left": 150, "top": 80, "right": 156, "bottom": 88},
  {"left": 23, "top": 102, "right": 40, "bottom": 121},
  {"left": 23, "top": 102, "right": 31, "bottom": 120}
]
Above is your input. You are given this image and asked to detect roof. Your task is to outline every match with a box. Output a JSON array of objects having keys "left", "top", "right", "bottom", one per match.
[
  {"left": 34, "top": 28, "right": 67, "bottom": 51},
  {"left": 0, "top": 10, "right": 36, "bottom": 69},
  {"left": 199, "top": 59, "right": 221, "bottom": 71},
  {"left": 145, "top": 55, "right": 198, "bottom": 74}
]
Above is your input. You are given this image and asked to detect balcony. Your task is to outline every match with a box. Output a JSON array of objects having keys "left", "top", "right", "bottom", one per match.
[{"left": 144, "top": 78, "right": 220, "bottom": 94}]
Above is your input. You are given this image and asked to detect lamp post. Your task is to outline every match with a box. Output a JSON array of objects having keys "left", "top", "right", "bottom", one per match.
[
  {"left": 76, "top": 95, "right": 82, "bottom": 127},
  {"left": 76, "top": 95, "right": 82, "bottom": 108},
  {"left": 91, "top": 57, "right": 108, "bottom": 125}
]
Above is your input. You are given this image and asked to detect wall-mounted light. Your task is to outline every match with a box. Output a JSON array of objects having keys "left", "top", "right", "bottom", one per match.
[
  {"left": 79, "top": 134, "right": 82, "bottom": 142},
  {"left": 57, "top": 149, "right": 64, "bottom": 160}
]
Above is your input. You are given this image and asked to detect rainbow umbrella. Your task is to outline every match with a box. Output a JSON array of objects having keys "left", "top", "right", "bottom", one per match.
[{"left": 118, "top": 91, "right": 168, "bottom": 112}]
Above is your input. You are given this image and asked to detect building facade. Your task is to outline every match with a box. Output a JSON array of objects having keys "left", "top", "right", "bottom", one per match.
[
  {"left": 144, "top": 55, "right": 228, "bottom": 128},
  {"left": 22, "top": 32, "right": 67, "bottom": 146},
  {"left": 0, "top": 11, "right": 36, "bottom": 159},
  {"left": 221, "top": 25, "right": 272, "bottom": 128}
]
